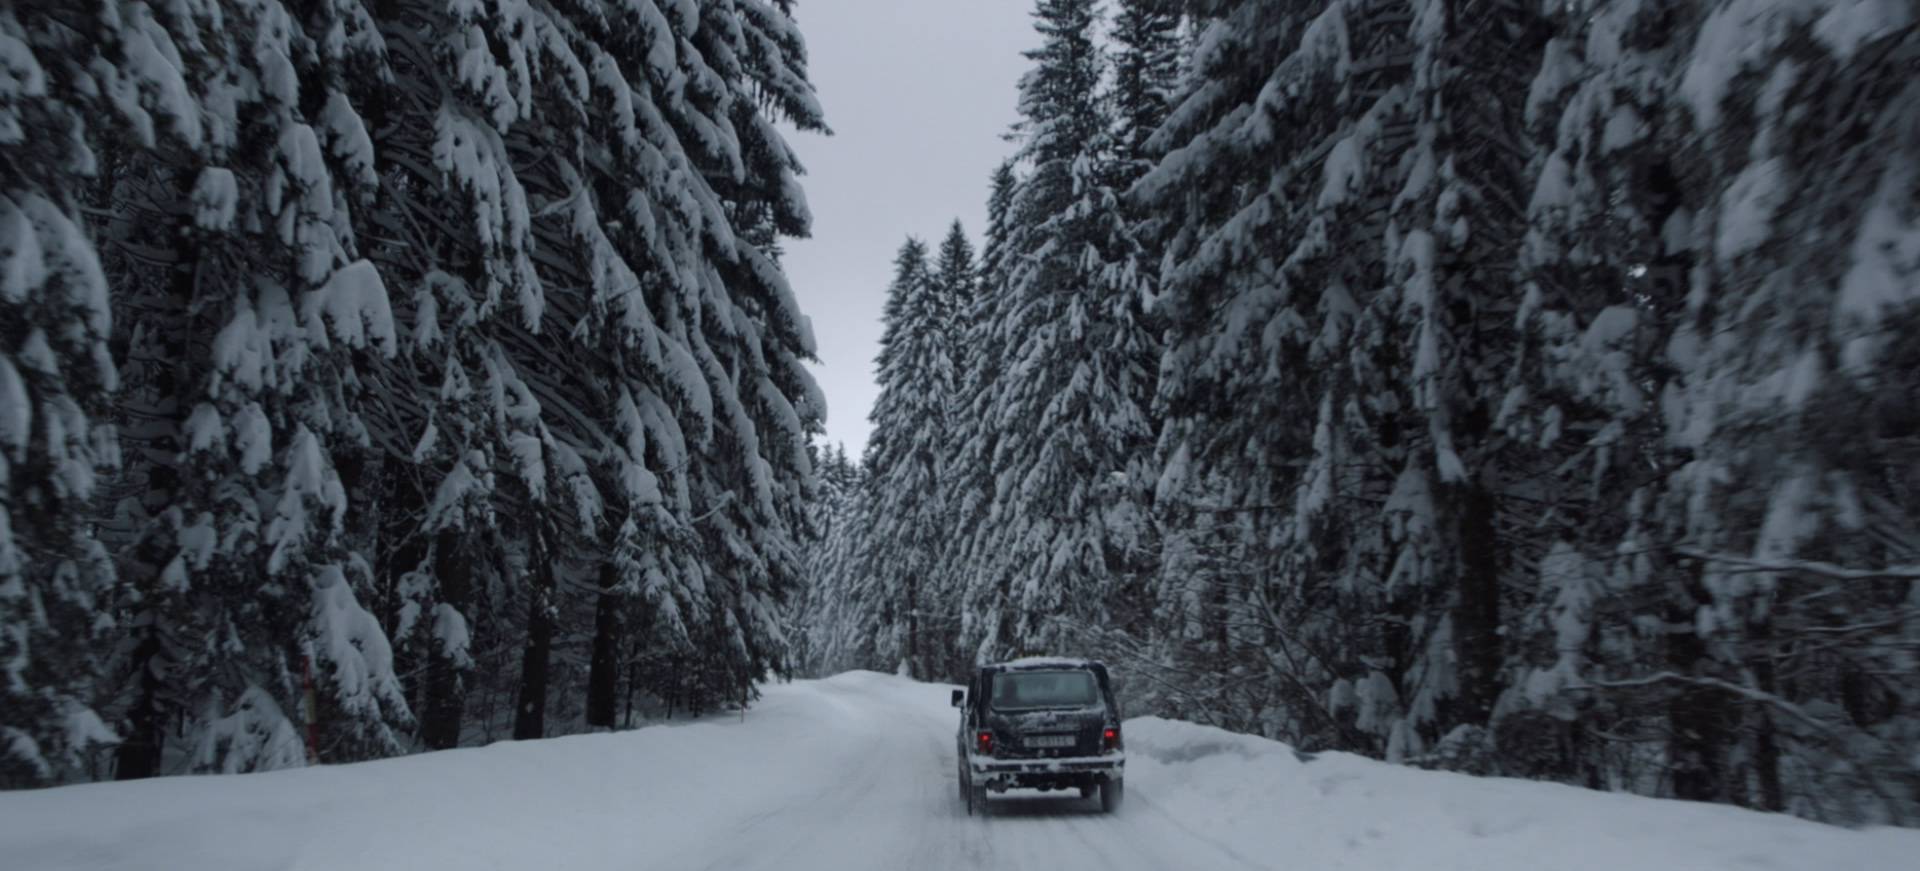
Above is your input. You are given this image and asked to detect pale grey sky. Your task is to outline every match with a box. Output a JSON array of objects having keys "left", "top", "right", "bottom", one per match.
[{"left": 783, "top": 1, "right": 1039, "bottom": 461}]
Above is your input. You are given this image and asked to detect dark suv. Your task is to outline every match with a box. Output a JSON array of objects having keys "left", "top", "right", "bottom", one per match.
[{"left": 951, "top": 658, "right": 1125, "bottom": 815}]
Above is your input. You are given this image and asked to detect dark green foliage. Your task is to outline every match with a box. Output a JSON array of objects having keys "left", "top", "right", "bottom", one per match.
[{"left": 1, "top": 0, "right": 826, "bottom": 785}]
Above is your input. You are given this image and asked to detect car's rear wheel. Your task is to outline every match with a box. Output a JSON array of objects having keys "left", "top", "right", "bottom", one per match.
[
  {"left": 971, "top": 782, "right": 990, "bottom": 817},
  {"left": 1099, "top": 777, "right": 1123, "bottom": 813},
  {"left": 957, "top": 759, "right": 970, "bottom": 805}
]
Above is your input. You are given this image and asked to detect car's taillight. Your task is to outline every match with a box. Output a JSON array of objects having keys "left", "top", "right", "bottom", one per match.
[
  {"left": 1103, "top": 727, "right": 1120, "bottom": 752},
  {"left": 976, "top": 730, "right": 994, "bottom": 756}
]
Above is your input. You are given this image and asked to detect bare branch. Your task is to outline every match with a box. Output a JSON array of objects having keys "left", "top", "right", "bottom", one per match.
[
  {"left": 1674, "top": 549, "right": 1920, "bottom": 582},
  {"left": 1578, "top": 671, "right": 1836, "bottom": 737}
]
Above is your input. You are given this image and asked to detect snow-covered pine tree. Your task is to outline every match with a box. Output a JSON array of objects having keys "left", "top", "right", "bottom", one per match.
[
  {"left": 788, "top": 442, "right": 860, "bottom": 676},
  {"left": 947, "top": 164, "right": 1019, "bottom": 665},
  {"left": 1107, "top": 0, "right": 1180, "bottom": 315},
  {"left": 347, "top": 0, "right": 549, "bottom": 748},
  {"left": 859, "top": 238, "right": 949, "bottom": 678},
  {"left": 1138, "top": 0, "right": 1919, "bottom": 823},
  {"left": 1691, "top": 14, "right": 1920, "bottom": 821},
  {"left": 1139, "top": 4, "right": 1301, "bottom": 727},
  {"left": 1492, "top": 0, "right": 1702, "bottom": 796},
  {"left": 927, "top": 221, "right": 977, "bottom": 677},
  {"left": 804, "top": 454, "right": 879, "bottom": 677},
  {"left": 1507, "top": 0, "right": 1920, "bottom": 823},
  {"left": 9, "top": 0, "right": 833, "bottom": 782},
  {"left": 1135, "top": 0, "right": 1411, "bottom": 748},
  {"left": 1134, "top": 0, "right": 1544, "bottom": 758},
  {"left": 1111, "top": 0, "right": 1182, "bottom": 183},
  {"left": 981, "top": 163, "right": 1020, "bottom": 297},
  {"left": 1097, "top": 0, "right": 1180, "bottom": 646},
  {"left": 1663, "top": 4, "right": 1920, "bottom": 823},
  {"left": 0, "top": 0, "right": 827, "bottom": 784},
  {"left": 656, "top": 0, "right": 829, "bottom": 716},
  {"left": 0, "top": 5, "right": 124, "bottom": 786},
  {"left": 932, "top": 221, "right": 977, "bottom": 393},
  {"left": 346, "top": 0, "right": 826, "bottom": 740},
  {"left": 88, "top": 0, "right": 410, "bottom": 776},
  {"left": 1344, "top": 0, "right": 1552, "bottom": 765},
  {"left": 958, "top": 0, "right": 1159, "bottom": 661},
  {"left": 1268, "top": 0, "right": 1428, "bottom": 758}
]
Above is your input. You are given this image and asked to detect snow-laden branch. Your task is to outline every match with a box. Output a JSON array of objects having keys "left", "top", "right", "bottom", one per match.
[
  {"left": 1578, "top": 671, "right": 1836, "bottom": 737},
  {"left": 1673, "top": 549, "right": 1920, "bottom": 582}
]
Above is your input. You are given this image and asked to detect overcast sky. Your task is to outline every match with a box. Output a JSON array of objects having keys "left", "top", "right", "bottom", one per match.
[{"left": 782, "top": 0, "right": 1039, "bottom": 460}]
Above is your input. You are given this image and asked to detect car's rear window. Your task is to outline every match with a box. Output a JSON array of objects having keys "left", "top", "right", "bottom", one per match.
[{"left": 990, "top": 670, "right": 1099, "bottom": 711}]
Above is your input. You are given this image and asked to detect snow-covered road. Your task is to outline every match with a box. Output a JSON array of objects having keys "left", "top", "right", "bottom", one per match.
[
  {"left": 646, "top": 672, "right": 1258, "bottom": 871},
  {"left": 3, "top": 671, "right": 1915, "bottom": 871}
]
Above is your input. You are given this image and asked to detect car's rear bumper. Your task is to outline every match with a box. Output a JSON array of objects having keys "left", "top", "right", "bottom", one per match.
[{"left": 968, "top": 752, "right": 1124, "bottom": 783}]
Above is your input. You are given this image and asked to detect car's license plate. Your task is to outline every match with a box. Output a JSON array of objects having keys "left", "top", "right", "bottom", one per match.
[{"left": 1026, "top": 735, "right": 1075, "bottom": 748}]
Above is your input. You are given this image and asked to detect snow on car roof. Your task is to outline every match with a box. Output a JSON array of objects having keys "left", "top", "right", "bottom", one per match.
[{"left": 995, "top": 656, "right": 1102, "bottom": 669}]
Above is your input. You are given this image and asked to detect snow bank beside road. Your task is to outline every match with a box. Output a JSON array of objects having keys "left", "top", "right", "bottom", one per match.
[
  {"left": 1123, "top": 715, "right": 1916, "bottom": 871},
  {"left": 0, "top": 671, "right": 1912, "bottom": 871}
]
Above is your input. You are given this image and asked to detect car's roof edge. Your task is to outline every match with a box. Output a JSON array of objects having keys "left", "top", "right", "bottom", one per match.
[{"left": 984, "top": 657, "right": 1106, "bottom": 671}]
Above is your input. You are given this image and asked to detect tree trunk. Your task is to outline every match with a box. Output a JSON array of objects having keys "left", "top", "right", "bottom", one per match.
[
  {"left": 512, "top": 527, "right": 555, "bottom": 740},
  {"left": 586, "top": 561, "right": 622, "bottom": 728},
  {"left": 906, "top": 570, "right": 920, "bottom": 679},
  {"left": 114, "top": 626, "right": 164, "bottom": 780},
  {"left": 1750, "top": 618, "right": 1784, "bottom": 811},
  {"left": 381, "top": 472, "right": 430, "bottom": 715},
  {"left": 624, "top": 651, "right": 640, "bottom": 728},
  {"left": 114, "top": 235, "right": 194, "bottom": 781},
  {"left": 1666, "top": 563, "right": 1730, "bottom": 802},
  {"left": 1453, "top": 479, "right": 1502, "bottom": 724},
  {"left": 422, "top": 528, "right": 474, "bottom": 750}
]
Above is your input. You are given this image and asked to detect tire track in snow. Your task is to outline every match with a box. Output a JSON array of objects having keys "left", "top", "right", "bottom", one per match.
[
  {"left": 688, "top": 680, "right": 905, "bottom": 871},
  {"left": 884, "top": 677, "right": 1266, "bottom": 871},
  {"left": 664, "top": 673, "right": 1272, "bottom": 871}
]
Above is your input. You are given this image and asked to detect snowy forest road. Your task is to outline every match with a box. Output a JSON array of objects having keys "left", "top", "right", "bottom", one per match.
[
  {"left": 647, "top": 672, "right": 1260, "bottom": 871},
  {"left": 3, "top": 671, "right": 1915, "bottom": 871},
  {"left": 0, "top": 671, "right": 1256, "bottom": 871}
]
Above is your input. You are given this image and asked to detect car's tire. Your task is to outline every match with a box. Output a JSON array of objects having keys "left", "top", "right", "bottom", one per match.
[
  {"left": 971, "top": 782, "right": 991, "bottom": 817},
  {"left": 958, "top": 759, "right": 970, "bottom": 805},
  {"left": 1099, "top": 777, "right": 1124, "bottom": 813}
]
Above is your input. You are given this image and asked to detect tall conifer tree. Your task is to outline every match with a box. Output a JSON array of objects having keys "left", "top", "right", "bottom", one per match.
[{"left": 861, "top": 239, "right": 951, "bottom": 677}]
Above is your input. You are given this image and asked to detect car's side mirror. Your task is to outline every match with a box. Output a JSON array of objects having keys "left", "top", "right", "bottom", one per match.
[{"left": 951, "top": 689, "right": 965, "bottom": 708}]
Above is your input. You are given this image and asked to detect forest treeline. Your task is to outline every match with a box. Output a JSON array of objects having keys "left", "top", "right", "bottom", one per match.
[
  {"left": 1, "top": 0, "right": 825, "bottom": 785},
  {"left": 793, "top": 0, "right": 1920, "bottom": 826}
]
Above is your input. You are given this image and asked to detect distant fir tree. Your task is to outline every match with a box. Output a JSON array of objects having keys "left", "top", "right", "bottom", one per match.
[
  {"left": 803, "top": 463, "right": 879, "bottom": 676},
  {"left": 931, "top": 221, "right": 978, "bottom": 386},
  {"left": 980, "top": 163, "right": 1021, "bottom": 295},
  {"left": 945, "top": 165, "right": 1019, "bottom": 665},
  {"left": 859, "top": 238, "right": 954, "bottom": 678},
  {"left": 925, "top": 221, "right": 978, "bottom": 678},
  {"left": 788, "top": 443, "right": 861, "bottom": 676}
]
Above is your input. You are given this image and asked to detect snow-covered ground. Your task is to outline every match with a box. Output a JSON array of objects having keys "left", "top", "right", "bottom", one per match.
[{"left": 2, "top": 671, "right": 1913, "bottom": 870}]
